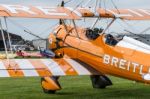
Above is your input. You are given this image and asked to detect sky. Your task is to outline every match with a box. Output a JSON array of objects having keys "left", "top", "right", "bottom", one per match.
[{"left": 0, "top": 0, "right": 150, "bottom": 40}]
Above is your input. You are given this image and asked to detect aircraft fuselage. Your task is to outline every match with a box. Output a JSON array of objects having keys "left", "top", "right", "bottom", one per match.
[{"left": 49, "top": 25, "right": 150, "bottom": 84}]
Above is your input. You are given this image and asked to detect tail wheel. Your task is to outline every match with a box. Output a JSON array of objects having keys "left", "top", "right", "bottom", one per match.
[
  {"left": 90, "top": 75, "right": 112, "bottom": 89},
  {"left": 41, "top": 76, "right": 61, "bottom": 94}
]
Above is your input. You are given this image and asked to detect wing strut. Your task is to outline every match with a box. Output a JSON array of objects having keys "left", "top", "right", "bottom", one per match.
[
  {"left": 0, "top": 19, "right": 9, "bottom": 59},
  {"left": 4, "top": 17, "right": 13, "bottom": 54},
  {"left": 72, "top": 19, "right": 80, "bottom": 38},
  {"left": 101, "top": 18, "right": 116, "bottom": 35}
]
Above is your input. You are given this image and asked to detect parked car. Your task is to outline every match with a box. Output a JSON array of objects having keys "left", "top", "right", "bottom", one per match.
[
  {"left": 11, "top": 45, "right": 34, "bottom": 51},
  {"left": 40, "top": 49, "right": 55, "bottom": 58}
]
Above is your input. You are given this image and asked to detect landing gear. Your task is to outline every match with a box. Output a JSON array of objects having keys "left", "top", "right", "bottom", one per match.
[
  {"left": 90, "top": 75, "right": 112, "bottom": 89},
  {"left": 41, "top": 76, "right": 61, "bottom": 94},
  {"left": 42, "top": 86, "right": 56, "bottom": 94}
]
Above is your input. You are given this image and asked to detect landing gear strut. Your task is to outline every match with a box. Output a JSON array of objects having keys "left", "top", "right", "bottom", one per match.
[
  {"left": 90, "top": 75, "right": 112, "bottom": 89},
  {"left": 41, "top": 76, "right": 61, "bottom": 94}
]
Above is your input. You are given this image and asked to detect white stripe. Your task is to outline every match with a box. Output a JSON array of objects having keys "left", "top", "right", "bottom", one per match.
[
  {"left": 117, "top": 36, "right": 150, "bottom": 54},
  {"left": 66, "top": 7, "right": 82, "bottom": 17},
  {"left": 41, "top": 59, "right": 65, "bottom": 76},
  {"left": 139, "top": 9, "right": 150, "bottom": 16},
  {"left": 106, "top": 9, "right": 132, "bottom": 17},
  {"left": 0, "top": 61, "right": 9, "bottom": 77},
  {"left": 117, "top": 41, "right": 150, "bottom": 54},
  {"left": 115, "top": 14, "right": 132, "bottom": 17},
  {"left": 128, "top": 9, "right": 143, "bottom": 17},
  {"left": 106, "top": 9, "right": 116, "bottom": 15},
  {"left": 65, "top": 59, "right": 91, "bottom": 75},
  {"left": 45, "top": 13, "right": 68, "bottom": 16},
  {"left": 15, "top": 59, "right": 39, "bottom": 77}
]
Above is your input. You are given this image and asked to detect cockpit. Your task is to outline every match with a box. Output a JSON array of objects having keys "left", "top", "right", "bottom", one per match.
[{"left": 85, "top": 27, "right": 120, "bottom": 46}]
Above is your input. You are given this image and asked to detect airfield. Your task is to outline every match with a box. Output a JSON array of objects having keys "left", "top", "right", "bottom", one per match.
[
  {"left": 0, "top": 76, "right": 150, "bottom": 99},
  {"left": 0, "top": 0, "right": 150, "bottom": 98}
]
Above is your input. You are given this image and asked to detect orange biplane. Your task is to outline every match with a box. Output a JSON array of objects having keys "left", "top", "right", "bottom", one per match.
[{"left": 0, "top": 3, "right": 150, "bottom": 94}]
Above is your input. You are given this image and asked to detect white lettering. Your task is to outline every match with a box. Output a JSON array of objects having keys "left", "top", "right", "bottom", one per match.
[
  {"left": 119, "top": 59, "right": 126, "bottom": 69},
  {"left": 103, "top": 54, "right": 110, "bottom": 64},
  {"left": 132, "top": 62, "right": 139, "bottom": 72},
  {"left": 1, "top": 4, "right": 36, "bottom": 14},
  {"left": 103, "top": 54, "right": 148, "bottom": 75},
  {"left": 127, "top": 61, "right": 131, "bottom": 71},
  {"left": 111, "top": 57, "right": 118, "bottom": 67},
  {"left": 139, "top": 65, "right": 144, "bottom": 74},
  {"left": 36, "top": 6, "right": 67, "bottom": 16}
]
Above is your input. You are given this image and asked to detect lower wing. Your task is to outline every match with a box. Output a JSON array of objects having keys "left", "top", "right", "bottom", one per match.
[{"left": 0, "top": 58, "right": 100, "bottom": 77}]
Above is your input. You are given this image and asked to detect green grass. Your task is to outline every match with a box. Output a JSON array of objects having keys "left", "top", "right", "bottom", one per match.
[{"left": 0, "top": 76, "right": 150, "bottom": 99}]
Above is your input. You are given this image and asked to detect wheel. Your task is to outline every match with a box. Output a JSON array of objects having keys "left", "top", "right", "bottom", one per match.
[
  {"left": 91, "top": 75, "right": 106, "bottom": 89},
  {"left": 90, "top": 75, "right": 112, "bottom": 89}
]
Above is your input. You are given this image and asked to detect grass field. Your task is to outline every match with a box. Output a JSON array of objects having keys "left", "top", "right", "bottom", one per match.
[{"left": 0, "top": 76, "right": 150, "bottom": 99}]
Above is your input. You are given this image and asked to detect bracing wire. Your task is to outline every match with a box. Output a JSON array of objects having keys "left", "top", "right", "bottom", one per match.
[
  {"left": 38, "top": 22, "right": 59, "bottom": 37},
  {"left": 82, "top": 0, "right": 92, "bottom": 7},
  {"left": 7, "top": 18, "right": 49, "bottom": 39},
  {"left": 6, "top": 18, "right": 52, "bottom": 48},
  {"left": 95, "top": 0, "right": 98, "bottom": 12},
  {"left": 103, "top": 0, "right": 110, "bottom": 33},
  {"left": 99, "top": 0, "right": 102, "bottom": 8},
  {"left": 110, "top": 0, "right": 120, "bottom": 14},
  {"left": 64, "top": 0, "right": 74, "bottom": 5}
]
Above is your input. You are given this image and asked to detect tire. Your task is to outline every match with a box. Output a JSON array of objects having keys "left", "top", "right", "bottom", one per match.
[{"left": 90, "top": 75, "right": 112, "bottom": 89}]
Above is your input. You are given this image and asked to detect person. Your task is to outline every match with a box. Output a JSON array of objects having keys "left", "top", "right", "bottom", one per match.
[
  {"left": 85, "top": 28, "right": 101, "bottom": 40},
  {"left": 85, "top": 28, "right": 93, "bottom": 39},
  {"left": 92, "top": 28, "right": 100, "bottom": 39},
  {"left": 105, "top": 34, "right": 118, "bottom": 46}
]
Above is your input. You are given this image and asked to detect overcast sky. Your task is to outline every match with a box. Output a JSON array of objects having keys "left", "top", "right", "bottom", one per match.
[{"left": 0, "top": 0, "right": 150, "bottom": 40}]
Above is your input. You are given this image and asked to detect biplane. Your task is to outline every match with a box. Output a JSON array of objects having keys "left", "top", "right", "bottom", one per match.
[{"left": 0, "top": 1, "right": 150, "bottom": 94}]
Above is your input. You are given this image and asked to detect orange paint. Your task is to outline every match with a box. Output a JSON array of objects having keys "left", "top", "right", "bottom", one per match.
[
  {"left": 2, "top": 59, "right": 24, "bottom": 77},
  {"left": 54, "top": 59, "right": 78, "bottom": 75},
  {"left": 29, "top": 59, "right": 52, "bottom": 77}
]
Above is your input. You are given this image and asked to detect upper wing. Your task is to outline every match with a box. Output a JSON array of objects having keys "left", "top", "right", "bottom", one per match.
[
  {"left": 0, "top": 58, "right": 100, "bottom": 77},
  {"left": 1, "top": 4, "right": 150, "bottom": 20},
  {"left": 98, "top": 8, "right": 150, "bottom": 20},
  {"left": 0, "top": 4, "right": 80, "bottom": 19},
  {"left": 77, "top": 7, "right": 150, "bottom": 20}
]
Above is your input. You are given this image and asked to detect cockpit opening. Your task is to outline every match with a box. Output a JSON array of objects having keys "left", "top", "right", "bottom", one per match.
[{"left": 85, "top": 28, "right": 103, "bottom": 40}]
